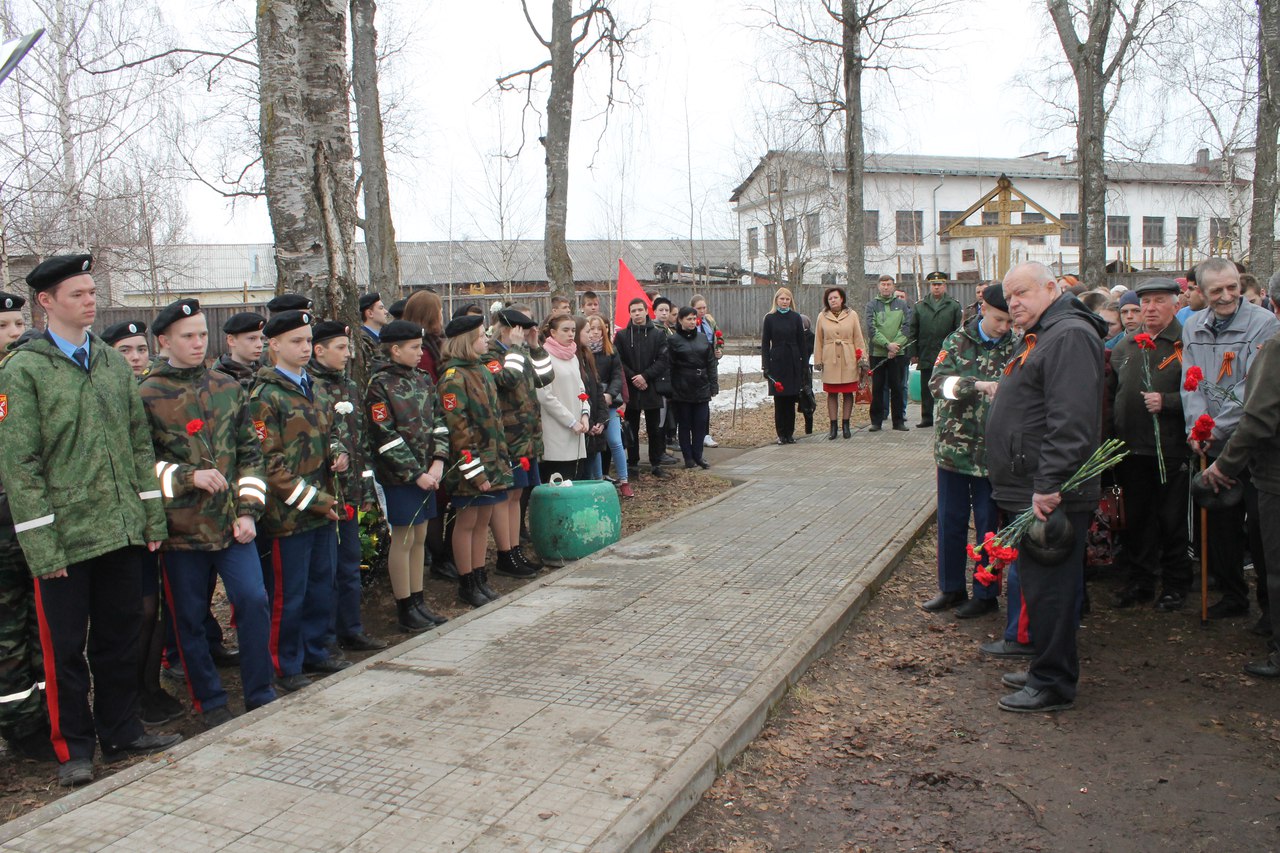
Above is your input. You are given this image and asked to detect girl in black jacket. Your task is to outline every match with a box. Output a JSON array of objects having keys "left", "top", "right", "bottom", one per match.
[
  {"left": 670, "top": 306, "right": 715, "bottom": 468},
  {"left": 762, "top": 287, "right": 808, "bottom": 444},
  {"left": 583, "top": 315, "right": 632, "bottom": 496}
]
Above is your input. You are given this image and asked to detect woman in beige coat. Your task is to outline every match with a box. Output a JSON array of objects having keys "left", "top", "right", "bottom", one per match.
[{"left": 813, "top": 286, "right": 869, "bottom": 439}]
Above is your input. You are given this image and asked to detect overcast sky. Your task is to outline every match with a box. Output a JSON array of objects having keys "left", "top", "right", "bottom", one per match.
[{"left": 170, "top": 0, "right": 1186, "bottom": 246}]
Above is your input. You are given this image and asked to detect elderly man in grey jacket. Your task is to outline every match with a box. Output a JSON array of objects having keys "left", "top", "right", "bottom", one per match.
[{"left": 1181, "top": 257, "right": 1279, "bottom": 624}]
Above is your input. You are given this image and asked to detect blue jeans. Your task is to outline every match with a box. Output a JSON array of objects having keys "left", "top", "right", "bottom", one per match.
[
  {"left": 332, "top": 517, "right": 364, "bottom": 641},
  {"left": 162, "top": 543, "right": 276, "bottom": 712},
  {"left": 936, "top": 468, "right": 999, "bottom": 597},
  {"left": 262, "top": 525, "right": 337, "bottom": 677},
  {"left": 586, "top": 408, "right": 628, "bottom": 481}
]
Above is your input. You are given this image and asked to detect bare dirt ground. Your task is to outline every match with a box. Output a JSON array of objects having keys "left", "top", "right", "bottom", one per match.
[{"left": 661, "top": 527, "right": 1280, "bottom": 852}]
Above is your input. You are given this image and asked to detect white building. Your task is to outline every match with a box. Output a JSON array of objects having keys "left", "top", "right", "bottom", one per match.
[{"left": 731, "top": 150, "right": 1255, "bottom": 286}]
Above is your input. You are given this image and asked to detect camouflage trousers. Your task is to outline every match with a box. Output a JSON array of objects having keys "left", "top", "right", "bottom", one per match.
[{"left": 0, "top": 532, "right": 46, "bottom": 741}]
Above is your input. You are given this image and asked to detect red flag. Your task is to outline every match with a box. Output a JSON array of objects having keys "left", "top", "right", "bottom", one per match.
[{"left": 614, "top": 259, "right": 652, "bottom": 332}]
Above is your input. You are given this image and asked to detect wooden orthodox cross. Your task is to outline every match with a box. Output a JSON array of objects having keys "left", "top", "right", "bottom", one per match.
[{"left": 941, "top": 175, "right": 1065, "bottom": 279}]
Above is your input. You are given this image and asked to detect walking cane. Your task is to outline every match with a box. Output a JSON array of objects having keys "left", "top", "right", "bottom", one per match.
[
  {"left": 1200, "top": 454, "right": 1209, "bottom": 627},
  {"left": 731, "top": 360, "right": 743, "bottom": 430}
]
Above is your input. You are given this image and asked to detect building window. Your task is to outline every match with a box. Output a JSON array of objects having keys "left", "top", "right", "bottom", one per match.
[
  {"left": 805, "top": 212, "right": 821, "bottom": 249},
  {"left": 766, "top": 170, "right": 788, "bottom": 194},
  {"left": 1059, "top": 213, "right": 1080, "bottom": 247},
  {"left": 1210, "top": 217, "right": 1232, "bottom": 252},
  {"left": 784, "top": 218, "right": 798, "bottom": 254},
  {"left": 765, "top": 223, "right": 777, "bottom": 256},
  {"left": 961, "top": 248, "right": 977, "bottom": 262},
  {"left": 981, "top": 211, "right": 999, "bottom": 226},
  {"left": 1177, "top": 217, "right": 1199, "bottom": 247},
  {"left": 747, "top": 227, "right": 758, "bottom": 260},
  {"left": 863, "top": 210, "right": 880, "bottom": 246},
  {"left": 938, "top": 210, "right": 964, "bottom": 240},
  {"left": 896, "top": 210, "right": 923, "bottom": 246},
  {"left": 1141, "top": 216, "right": 1165, "bottom": 247},
  {"left": 1106, "top": 215, "right": 1130, "bottom": 246},
  {"left": 1022, "top": 211, "right": 1045, "bottom": 245}
]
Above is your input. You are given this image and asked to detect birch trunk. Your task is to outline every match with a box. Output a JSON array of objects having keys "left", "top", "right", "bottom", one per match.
[
  {"left": 542, "top": 0, "right": 575, "bottom": 297},
  {"left": 1250, "top": 0, "right": 1280, "bottom": 282},
  {"left": 1077, "top": 67, "right": 1108, "bottom": 280},
  {"left": 842, "top": 0, "right": 865, "bottom": 300}
]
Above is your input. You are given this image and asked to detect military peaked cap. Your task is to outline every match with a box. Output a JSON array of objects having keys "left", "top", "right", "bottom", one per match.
[
  {"left": 925, "top": 271, "right": 948, "bottom": 283},
  {"left": 101, "top": 320, "right": 149, "bottom": 345},
  {"left": 26, "top": 253, "right": 93, "bottom": 293},
  {"left": 264, "top": 310, "right": 312, "bottom": 338}
]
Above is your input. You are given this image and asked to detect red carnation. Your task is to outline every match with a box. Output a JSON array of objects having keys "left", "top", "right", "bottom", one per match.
[
  {"left": 1190, "top": 413, "right": 1215, "bottom": 442},
  {"left": 965, "top": 543, "right": 982, "bottom": 563},
  {"left": 1184, "top": 365, "right": 1204, "bottom": 391},
  {"left": 975, "top": 568, "right": 998, "bottom": 586},
  {"left": 461, "top": 450, "right": 473, "bottom": 463},
  {"left": 856, "top": 349, "right": 864, "bottom": 359},
  {"left": 714, "top": 330, "right": 724, "bottom": 341},
  {"left": 578, "top": 393, "right": 589, "bottom": 401},
  {"left": 1134, "top": 332, "right": 1156, "bottom": 350},
  {"left": 773, "top": 380, "right": 784, "bottom": 392},
  {"left": 185, "top": 419, "right": 205, "bottom": 436},
  {"left": 519, "top": 457, "right": 531, "bottom": 471},
  {"left": 344, "top": 503, "right": 355, "bottom": 521}
]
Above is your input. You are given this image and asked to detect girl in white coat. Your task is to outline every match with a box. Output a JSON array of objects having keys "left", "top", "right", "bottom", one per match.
[{"left": 537, "top": 313, "right": 590, "bottom": 482}]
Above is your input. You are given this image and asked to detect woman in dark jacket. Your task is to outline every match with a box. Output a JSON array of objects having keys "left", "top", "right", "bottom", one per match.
[
  {"left": 669, "top": 306, "right": 715, "bottom": 468},
  {"left": 761, "top": 286, "right": 808, "bottom": 444},
  {"left": 582, "top": 315, "right": 632, "bottom": 496}
]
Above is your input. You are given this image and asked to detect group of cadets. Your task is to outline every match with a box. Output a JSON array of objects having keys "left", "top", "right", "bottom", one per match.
[{"left": 0, "top": 253, "right": 553, "bottom": 787}]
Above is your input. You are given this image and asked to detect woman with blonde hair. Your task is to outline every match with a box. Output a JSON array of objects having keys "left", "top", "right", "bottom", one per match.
[
  {"left": 814, "top": 286, "right": 868, "bottom": 439},
  {"left": 761, "top": 286, "right": 808, "bottom": 444}
]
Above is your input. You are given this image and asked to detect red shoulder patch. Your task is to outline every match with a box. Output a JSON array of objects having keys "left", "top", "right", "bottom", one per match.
[
  {"left": 934, "top": 350, "right": 948, "bottom": 367},
  {"left": 486, "top": 360, "right": 502, "bottom": 374},
  {"left": 442, "top": 393, "right": 458, "bottom": 411},
  {"left": 0, "top": 394, "right": 8, "bottom": 422},
  {"left": 370, "top": 402, "right": 390, "bottom": 423},
  {"left": 253, "top": 420, "right": 267, "bottom": 442}
]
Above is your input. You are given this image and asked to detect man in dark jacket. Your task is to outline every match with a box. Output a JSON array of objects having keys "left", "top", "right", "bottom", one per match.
[
  {"left": 866, "top": 276, "right": 912, "bottom": 431},
  {"left": 614, "top": 298, "right": 671, "bottom": 478},
  {"left": 985, "top": 262, "right": 1106, "bottom": 713},
  {"left": 1108, "top": 278, "right": 1192, "bottom": 612},
  {"left": 910, "top": 272, "right": 962, "bottom": 428}
]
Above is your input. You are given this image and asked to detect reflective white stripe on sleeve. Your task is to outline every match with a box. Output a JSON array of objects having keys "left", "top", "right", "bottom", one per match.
[
  {"left": 460, "top": 457, "right": 483, "bottom": 471},
  {"left": 361, "top": 469, "right": 374, "bottom": 479},
  {"left": 238, "top": 486, "right": 267, "bottom": 505},
  {"left": 379, "top": 436, "right": 406, "bottom": 454},
  {"left": 138, "top": 490, "right": 162, "bottom": 501},
  {"left": 296, "top": 485, "right": 319, "bottom": 512},
  {"left": 154, "top": 461, "right": 168, "bottom": 478},
  {"left": 14, "top": 514, "right": 54, "bottom": 533},
  {"left": 432, "top": 426, "right": 449, "bottom": 435},
  {"left": 239, "top": 476, "right": 267, "bottom": 492},
  {"left": 159, "top": 463, "right": 179, "bottom": 499},
  {"left": 941, "top": 376, "right": 962, "bottom": 401},
  {"left": 285, "top": 481, "right": 307, "bottom": 506},
  {"left": 0, "top": 681, "right": 45, "bottom": 704},
  {"left": 504, "top": 353, "right": 526, "bottom": 369},
  {"left": 464, "top": 465, "right": 485, "bottom": 480},
  {"left": 532, "top": 356, "right": 553, "bottom": 374}
]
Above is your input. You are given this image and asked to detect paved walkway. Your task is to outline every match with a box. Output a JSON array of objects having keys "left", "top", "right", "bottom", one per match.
[{"left": 0, "top": 421, "right": 936, "bottom": 853}]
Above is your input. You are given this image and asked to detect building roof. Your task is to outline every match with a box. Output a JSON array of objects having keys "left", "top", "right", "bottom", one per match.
[{"left": 730, "top": 150, "right": 1238, "bottom": 201}]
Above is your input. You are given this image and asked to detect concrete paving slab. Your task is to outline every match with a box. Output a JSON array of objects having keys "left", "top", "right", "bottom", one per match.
[{"left": 0, "top": 419, "right": 937, "bottom": 853}]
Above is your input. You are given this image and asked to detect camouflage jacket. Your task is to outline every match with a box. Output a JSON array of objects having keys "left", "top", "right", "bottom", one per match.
[
  {"left": 928, "top": 318, "right": 1016, "bottom": 477},
  {"left": 139, "top": 362, "right": 267, "bottom": 551},
  {"left": 0, "top": 333, "right": 168, "bottom": 577},
  {"left": 437, "top": 356, "right": 515, "bottom": 496},
  {"left": 310, "top": 361, "right": 377, "bottom": 507},
  {"left": 488, "top": 340, "right": 554, "bottom": 462},
  {"left": 365, "top": 361, "right": 449, "bottom": 486},
  {"left": 213, "top": 353, "right": 257, "bottom": 391},
  {"left": 357, "top": 328, "right": 386, "bottom": 376},
  {"left": 248, "top": 367, "right": 339, "bottom": 537}
]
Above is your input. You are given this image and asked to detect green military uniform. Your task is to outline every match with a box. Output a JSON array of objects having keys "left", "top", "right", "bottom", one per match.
[
  {"left": 436, "top": 356, "right": 515, "bottom": 495},
  {"left": 929, "top": 318, "right": 1016, "bottom": 476},
  {"left": 365, "top": 361, "right": 449, "bottom": 485},
  {"left": 214, "top": 353, "right": 257, "bottom": 392},
  {"left": 311, "top": 361, "right": 377, "bottom": 508},
  {"left": 488, "top": 340, "right": 553, "bottom": 463}
]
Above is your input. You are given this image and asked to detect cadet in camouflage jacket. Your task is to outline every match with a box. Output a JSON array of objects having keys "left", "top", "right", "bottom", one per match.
[
  {"left": 139, "top": 361, "right": 268, "bottom": 549},
  {"left": 0, "top": 334, "right": 168, "bottom": 577},
  {"left": 214, "top": 353, "right": 256, "bottom": 391},
  {"left": 248, "top": 367, "right": 340, "bottom": 535},
  {"left": 437, "top": 356, "right": 515, "bottom": 495},
  {"left": 488, "top": 338, "right": 555, "bottom": 462},
  {"left": 928, "top": 317, "right": 1017, "bottom": 477},
  {"left": 365, "top": 359, "right": 449, "bottom": 485},
  {"left": 311, "top": 361, "right": 377, "bottom": 508}
]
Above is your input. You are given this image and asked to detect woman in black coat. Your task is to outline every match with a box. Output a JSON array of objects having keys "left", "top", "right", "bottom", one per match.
[
  {"left": 761, "top": 286, "right": 808, "bottom": 444},
  {"left": 668, "top": 306, "right": 715, "bottom": 468}
]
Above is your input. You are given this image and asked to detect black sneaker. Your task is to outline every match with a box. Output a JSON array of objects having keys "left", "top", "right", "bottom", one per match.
[
  {"left": 102, "top": 732, "right": 183, "bottom": 763},
  {"left": 1154, "top": 591, "right": 1185, "bottom": 612},
  {"left": 57, "top": 758, "right": 94, "bottom": 787},
  {"left": 304, "top": 656, "right": 353, "bottom": 675},
  {"left": 201, "top": 706, "right": 236, "bottom": 730},
  {"left": 140, "top": 689, "right": 186, "bottom": 726},
  {"left": 650, "top": 467, "right": 669, "bottom": 479},
  {"left": 275, "top": 673, "right": 313, "bottom": 693}
]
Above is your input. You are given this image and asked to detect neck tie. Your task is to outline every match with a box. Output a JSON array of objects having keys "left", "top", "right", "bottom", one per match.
[
  {"left": 72, "top": 347, "right": 88, "bottom": 371},
  {"left": 300, "top": 373, "right": 312, "bottom": 400}
]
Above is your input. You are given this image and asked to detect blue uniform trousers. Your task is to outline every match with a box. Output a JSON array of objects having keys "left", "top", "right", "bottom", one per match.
[
  {"left": 936, "top": 468, "right": 1000, "bottom": 598},
  {"left": 332, "top": 517, "right": 365, "bottom": 641},
  {"left": 162, "top": 544, "right": 276, "bottom": 712},
  {"left": 263, "top": 526, "right": 337, "bottom": 677}
]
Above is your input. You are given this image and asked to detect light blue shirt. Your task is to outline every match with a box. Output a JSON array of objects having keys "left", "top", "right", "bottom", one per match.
[
  {"left": 362, "top": 325, "right": 380, "bottom": 342},
  {"left": 274, "top": 365, "right": 308, "bottom": 392},
  {"left": 47, "top": 327, "right": 90, "bottom": 365},
  {"left": 1176, "top": 305, "right": 1195, "bottom": 324}
]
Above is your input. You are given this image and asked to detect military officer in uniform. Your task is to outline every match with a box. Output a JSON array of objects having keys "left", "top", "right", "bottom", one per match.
[
  {"left": 215, "top": 312, "right": 267, "bottom": 390},
  {"left": 101, "top": 320, "right": 151, "bottom": 377},
  {"left": 0, "top": 254, "right": 182, "bottom": 786}
]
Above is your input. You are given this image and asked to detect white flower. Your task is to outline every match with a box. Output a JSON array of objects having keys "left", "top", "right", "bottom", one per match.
[{"left": 334, "top": 401, "right": 354, "bottom": 415}]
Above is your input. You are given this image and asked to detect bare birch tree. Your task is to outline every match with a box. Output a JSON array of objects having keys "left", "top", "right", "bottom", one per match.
[
  {"left": 350, "top": 0, "right": 400, "bottom": 297},
  {"left": 497, "top": 0, "right": 638, "bottom": 297},
  {"left": 1251, "top": 0, "right": 1280, "bottom": 281}
]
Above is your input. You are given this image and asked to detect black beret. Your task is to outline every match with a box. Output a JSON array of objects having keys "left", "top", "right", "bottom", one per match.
[
  {"left": 388, "top": 298, "right": 407, "bottom": 319},
  {"left": 1134, "top": 277, "right": 1181, "bottom": 297},
  {"left": 380, "top": 319, "right": 425, "bottom": 344},
  {"left": 652, "top": 296, "right": 672, "bottom": 311},
  {"left": 263, "top": 310, "right": 312, "bottom": 338},
  {"left": 26, "top": 253, "right": 93, "bottom": 293},
  {"left": 0, "top": 291, "right": 24, "bottom": 312},
  {"left": 312, "top": 319, "right": 351, "bottom": 345},
  {"left": 151, "top": 298, "right": 201, "bottom": 336},
  {"left": 223, "top": 312, "right": 266, "bottom": 336},
  {"left": 496, "top": 308, "right": 537, "bottom": 329},
  {"left": 358, "top": 292, "right": 382, "bottom": 313},
  {"left": 451, "top": 303, "right": 480, "bottom": 319},
  {"left": 444, "top": 314, "right": 484, "bottom": 338},
  {"left": 982, "top": 284, "right": 1009, "bottom": 314},
  {"left": 101, "top": 320, "right": 148, "bottom": 345},
  {"left": 266, "top": 293, "right": 313, "bottom": 314},
  {"left": 925, "top": 271, "right": 948, "bottom": 283}
]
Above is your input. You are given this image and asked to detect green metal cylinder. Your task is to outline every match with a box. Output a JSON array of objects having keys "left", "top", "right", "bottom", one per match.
[{"left": 528, "top": 477, "right": 622, "bottom": 561}]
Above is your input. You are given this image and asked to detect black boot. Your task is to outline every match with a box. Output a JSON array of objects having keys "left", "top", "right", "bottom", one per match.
[
  {"left": 457, "top": 573, "right": 490, "bottom": 608},
  {"left": 827, "top": 420, "right": 838, "bottom": 440},
  {"left": 475, "top": 567, "right": 500, "bottom": 601},
  {"left": 411, "top": 590, "right": 447, "bottom": 625},
  {"left": 496, "top": 549, "right": 536, "bottom": 578},
  {"left": 513, "top": 544, "right": 542, "bottom": 572},
  {"left": 396, "top": 597, "right": 434, "bottom": 633},
  {"left": 842, "top": 420, "right": 851, "bottom": 438},
  {"left": 430, "top": 557, "right": 459, "bottom": 581}
]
